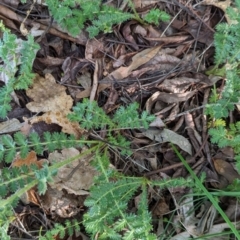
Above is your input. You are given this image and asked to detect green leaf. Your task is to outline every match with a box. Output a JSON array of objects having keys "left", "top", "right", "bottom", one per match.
[{"left": 144, "top": 9, "right": 170, "bottom": 25}]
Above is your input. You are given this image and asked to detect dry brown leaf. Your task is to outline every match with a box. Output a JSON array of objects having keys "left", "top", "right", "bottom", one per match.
[
  {"left": 0, "top": 118, "right": 23, "bottom": 134},
  {"left": 41, "top": 185, "right": 83, "bottom": 218},
  {"left": 122, "top": 21, "right": 139, "bottom": 51},
  {"left": 113, "top": 51, "right": 136, "bottom": 68},
  {"left": 152, "top": 198, "right": 170, "bottom": 216},
  {"left": 37, "top": 56, "right": 64, "bottom": 66},
  {"left": 12, "top": 151, "right": 47, "bottom": 205},
  {"left": 203, "top": 0, "right": 232, "bottom": 23},
  {"left": 146, "top": 25, "right": 164, "bottom": 38},
  {"left": 183, "top": 19, "right": 213, "bottom": 46},
  {"left": 100, "top": 45, "right": 162, "bottom": 82},
  {"left": 148, "top": 91, "right": 197, "bottom": 104},
  {"left": 25, "top": 74, "right": 84, "bottom": 137},
  {"left": 103, "top": 87, "right": 119, "bottom": 112},
  {"left": 143, "top": 51, "right": 181, "bottom": 67},
  {"left": 204, "top": 0, "right": 230, "bottom": 11},
  {"left": 77, "top": 70, "right": 92, "bottom": 89},
  {"left": 75, "top": 87, "right": 92, "bottom": 99},
  {"left": 114, "top": 44, "right": 126, "bottom": 59},
  {"left": 0, "top": 14, "right": 18, "bottom": 32},
  {"left": 149, "top": 116, "right": 165, "bottom": 128},
  {"left": 12, "top": 151, "right": 45, "bottom": 169},
  {"left": 128, "top": 49, "right": 182, "bottom": 77},
  {"left": 213, "top": 159, "right": 240, "bottom": 184},
  {"left": 141, "top": 0, "right": 159, "bottom": 7},
  {"left": 142, "top": 128, "right": 192, "bottom": 155},
  {"left": 30, "top": 111, "right": 85, "bottom": 138},
  {"left": 145, "top": 36, "right": 189, "bottom": 44},
  {"left": 145, "top": 90, "right": 195, "bottom": 114},
  {"left": 132, "top": 25, "right": 147, "bottom": 36},
  {"left": 77, "top": 46, "right": 162, "bottom": 98},
  {"left": 26, "top": 73, "right": 73, "bottom": 114},
  {"left": 145, "top": 91, "right": 164, "bottom": 112},
  {"left": 132, "top": 0, "right": 141, "bottom": 8},
  {"left": 158, "top": 77, "right": 200, "bottom": 93},
  {"left": 48, "top": 37, "right": 63, "bottom": 56},
  {"left": 61, "top": 57, "right": 90, "bottom": 83},
  {"left": 48, "top": 148, "right": 97, "bottom": 195},
  {"left": 130, "top": 64, "right": 175, "bottom": 78},
  {"left": 20, "top": 117, "right": 32, "bottom": 136},
  {"left": 85, "top": 38, "right": 104, "bottom": 63}
]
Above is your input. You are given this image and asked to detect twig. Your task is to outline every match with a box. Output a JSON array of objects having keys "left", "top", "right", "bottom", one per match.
[
  {"left": 164, "top": 105, "right": 206, "bottom": 122},
  {"left": 202, "top": 88, "right": 214, "bottom": 169},
  {"left": 90, "top": 59, "right": 99, "bottom": 101}
]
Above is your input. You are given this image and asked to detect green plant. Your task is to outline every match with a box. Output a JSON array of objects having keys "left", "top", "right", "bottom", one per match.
[
  {"left": 45, "top": 0, "right": 170, "bottom": 38},
  {"left": 39, "top": 219, "right": 80, "bottom": 240},
  {"left": 0, "top": 22, "right": 40, "bottom": 118},
  {"left": 172, "top": 145, "right": 240, "bottom": 239},
  {"left": 83, "top": 149, "right": 191, "bottom": 239},
  {"left": 205, "top": 0, "right": 240, "bottom": 169},
  {"left": 0, "top": 97, "right": 193, "bottom": 239},
  {"left": 4, "top": 0, "right": 240, "bottom": 238}
]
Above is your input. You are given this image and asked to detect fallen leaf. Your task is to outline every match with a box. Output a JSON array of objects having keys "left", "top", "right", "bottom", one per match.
[
  {"left": 20, "top": 117, "right": 32, "bottom": 136},
  {"left": 37, "top": 56, "right": 64, "bottom": 66},
  {"left": 213, "top": 159, "right": 240, "bottom": 184},
  {"left": 12, "top": 151, "right": 47, "bottom": 205},
  {"left": 152, "top": 198, "right": 170, "bottom": 216},
  {"left": 203, "top": 0, "right": 232, "bottom": 23},
  {"left": 158, "top": 77, "right": 200, "bottom": 94},
  {"left": 26, "top": 74, "right": 85, "bottom": 137},
  {"left": 60, "top": 57, "right": 90, "bottom": 83},
  {"left": 0, "top": 118, "right": 23, "bottom": 134},
  {"left": 48, "top": 148, "right": 97, "bottom": 195},
  {"left": 30, "top": 111, "right": 85, "bottom": 138},
  {"left": 26, "top": 73, "right": 73, "bottom": 114},
  {"left": 85, "top": 38, "right": 104, "bottom": 63},
  {"left": 122, "top": 21, "right": 139, "bottom": 51},
  {"left": 41, "top": 185, "right": 83, "bottom": 218},
  {"left": 100, "top": 45, "right": 162, "bottom": 82},
  {"left": 146, "top": 91, "right": 196, "bottom": 104},
  {"left": 77, "top": 70, "right": 92, "bottom": 89},
  {"left": 12, "top": 151, "right": 45, "bottom": 169},
  {"left": 149, "top": 116, "right": 165, "bottom": 128},
  {"left": 142, "top": 128, "right": 192, "bottom": 155},
  {"left": 48, "top": 36, "right": 63, "bottom": 56},
  {"left": 141, "top": 0, "right": 159, "bottom": 7},
  {"left": 113, "top": 51, "right": 135, "bottom": 68}
]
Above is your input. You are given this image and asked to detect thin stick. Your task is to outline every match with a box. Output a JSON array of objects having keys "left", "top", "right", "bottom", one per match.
[{"left": 90, "top": 59, "right": 99, "bottom": 101}]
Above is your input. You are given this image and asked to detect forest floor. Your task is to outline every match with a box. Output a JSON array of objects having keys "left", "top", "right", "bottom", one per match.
[{"left": 0, "top": 0, "right": 238, "bottom": 239}]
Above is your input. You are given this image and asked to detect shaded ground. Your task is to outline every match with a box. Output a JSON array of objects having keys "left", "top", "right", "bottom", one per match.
[{"left": 0, "top": 0, "right": 238, "bottom": 239}]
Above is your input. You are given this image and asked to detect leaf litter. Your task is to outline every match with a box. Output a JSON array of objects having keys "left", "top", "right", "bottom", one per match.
[{"left": 1, "top": 0, "right": 239, "bottom": 239}]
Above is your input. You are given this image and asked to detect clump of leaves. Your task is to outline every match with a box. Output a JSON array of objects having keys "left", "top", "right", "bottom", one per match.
[
  {"left": 68, "top": 99, "right": 155, "bottom": 154},
  {"left": 1, "top": 62, "right": 153, "bottom": 231},
  {"left": 0, "top": 95, "right": 193, "bottom": 239},
  {"left": 206, "top": 0, "right": 240, "bottom": 172},
  {"left": 39, "top": 219, "right": 80, "bottom": 240},
  {"left": 0, "top": 22, "right": 39, "bottom": 118},
  {"left": 45, "top": 0, "right": 170, "bottom": 37}
]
